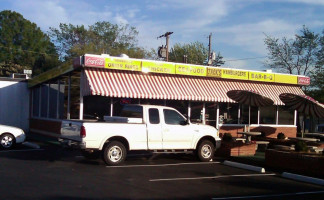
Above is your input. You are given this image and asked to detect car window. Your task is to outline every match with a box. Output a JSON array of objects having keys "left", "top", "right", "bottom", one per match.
[
  {"left": 149, "top": 108, "right": 160, "bottom": 124},
  {"left": 163, "top": 109, "right": 185, "bottom": 125}
]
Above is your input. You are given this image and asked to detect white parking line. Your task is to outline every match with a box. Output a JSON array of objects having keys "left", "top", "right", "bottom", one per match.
[
  {"left": 107, "top": 161, "right": 221, "bottom": 168},
  {"left": 211, "top": 190, "right": 324, "bottom": 199},
  {"left": 0, "top": 149, "right": 44, "bottom": 153},
  {"left": 150, "top": 173, "right": 276, "bottom": 182}
]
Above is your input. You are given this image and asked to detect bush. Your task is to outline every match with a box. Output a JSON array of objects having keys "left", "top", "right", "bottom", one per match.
[
  {"left": 295, "top": 141, "right": 308, "bottom": 152},
  {"left": 277, "top": 132, "right": 285, "bottom": 140},
  {"left": 222, "top": 133, "right": 233, "bottom": 142}
]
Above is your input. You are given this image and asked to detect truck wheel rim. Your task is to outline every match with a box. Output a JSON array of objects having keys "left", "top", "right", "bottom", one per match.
[
  {"left": 108, "top": 146, "right": 122, "bottom": 162},
  {"left": 1, "top": 135, "right": 13, "bottom": 148},
  {"left": 201, "top": 144, "right": 212, "bottom": 158}
]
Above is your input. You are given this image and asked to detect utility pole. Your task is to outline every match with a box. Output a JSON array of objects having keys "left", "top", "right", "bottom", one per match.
[
  {"left": 158, "top": 32, "right": 173, "bottom": 61},
  {"left": 208, "top": 33, "right": 212, "bottom": 65}
]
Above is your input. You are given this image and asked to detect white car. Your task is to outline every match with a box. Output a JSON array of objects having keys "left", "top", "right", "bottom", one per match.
[{"left": 0, "top": 124, "right": 26, "bottom": 149}]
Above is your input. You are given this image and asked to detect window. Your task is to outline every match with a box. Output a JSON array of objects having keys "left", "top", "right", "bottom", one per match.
[
  {"left": 241, "top": 105, "right": 258, "bottom": 124},
  {"left": 219, "top": 103, "right": 240, "bottom": 124},
  {"left": 190, "top": 102, "right": 203, "bottom": 123},
  {"left": 84, "top": 96, "right": 111, "bottom": 120},
  {"left": 32, "top": 86, "right": 40, "bottom": 117},
  {"left": 149, "top": 108, "right": 160, "bottom": 124},
  {"left": 278, "top": 106, "right": 294, "bottom": 125},
  {"left": 120, "top": 105, "right": 143, "bottom": 118},
  {"left": 164, "top": 109, "right": 185, "bottom": 125},
  {"left": 260, "top": 106, "right": 276, "bottom": 124}
]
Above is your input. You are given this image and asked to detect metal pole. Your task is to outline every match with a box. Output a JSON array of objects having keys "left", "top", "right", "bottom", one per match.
[
  {"left": 67, "top": 74, "right": 71, "bottom": 119},
  {"left": 166, "top": 34, "right": 169, "bottom": 62},
  {"left": 208, "top": 33, "right": 212, "bottom": 65}
]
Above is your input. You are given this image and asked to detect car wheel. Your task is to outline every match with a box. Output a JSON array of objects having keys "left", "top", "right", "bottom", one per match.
[
  {"left": 197, "top": 140, "right": 214, "bottom": 162},
  {"left": 0, "top": 133, "right": 15, "bottom": 149},
  {"left": 103, "top": 141, "right": 127, "bottom": 166}
]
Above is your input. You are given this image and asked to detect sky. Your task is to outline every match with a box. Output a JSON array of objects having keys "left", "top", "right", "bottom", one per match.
[{"left": 1, "top": 0, "right": 324, "bottom": 71}]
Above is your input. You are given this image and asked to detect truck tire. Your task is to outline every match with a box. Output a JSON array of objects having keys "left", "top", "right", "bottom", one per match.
[
  {"left": 197, "top": 140, "right": 214, "bottom": 162},
  {"left": 103, "top": 141, "right": 127, "bottom": 166}
]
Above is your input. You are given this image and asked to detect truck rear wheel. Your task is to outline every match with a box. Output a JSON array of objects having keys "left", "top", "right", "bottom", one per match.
[
  {"left": 103, "top": 141, "right": 127, "bottom": 166},
  {"left": 197, "top": 140, "right": 214, "bottom": 162}
]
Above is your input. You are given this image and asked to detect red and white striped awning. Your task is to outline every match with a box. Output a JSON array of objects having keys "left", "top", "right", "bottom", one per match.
[{"left": 82, "top": 68, "right": 305, "bottom": 105}]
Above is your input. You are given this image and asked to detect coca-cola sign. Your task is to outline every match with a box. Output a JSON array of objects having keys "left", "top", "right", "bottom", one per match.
[
  {"left": 298, "top": 76, "right": 310, "bottom": 85},
  {"left": 84, "top": 56, "right": 105, "bottom": 67}
]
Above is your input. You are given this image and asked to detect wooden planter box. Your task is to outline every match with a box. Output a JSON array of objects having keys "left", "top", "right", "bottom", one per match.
[
  {"left": 215, "top": 142, "right": 256, "bottom": 157},
  {"left": 265, "top": 149, "right": 324, "bottom": 178}
]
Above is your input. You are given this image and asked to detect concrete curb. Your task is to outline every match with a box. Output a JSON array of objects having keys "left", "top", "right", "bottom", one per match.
[
  {"left": 223, "top": 160, "right": 265, "bottom": 173},
  {"left": 282, "top": 172, "right": 324, "bottom": 186},
  {"left": 22, "top": 142, "right": 40, "bottom": 149}
]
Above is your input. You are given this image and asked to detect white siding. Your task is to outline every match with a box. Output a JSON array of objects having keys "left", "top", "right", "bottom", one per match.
[{"left": 0, "top": 80, "right": 29, "bottom": 131}]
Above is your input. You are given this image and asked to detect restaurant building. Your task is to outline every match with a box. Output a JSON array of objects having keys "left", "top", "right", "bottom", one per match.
[{"left": 28, "top": 54, "right": 311, "bottom": 139}]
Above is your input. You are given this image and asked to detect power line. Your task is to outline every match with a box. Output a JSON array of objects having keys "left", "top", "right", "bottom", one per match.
[{"left": 225, "top": 56, "right": 267, "bottom": 62}]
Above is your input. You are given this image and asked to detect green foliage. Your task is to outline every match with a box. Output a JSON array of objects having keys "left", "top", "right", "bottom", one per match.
[
  {"left": 277, "top": 132, "right": 286, "bottom": 140},
  {"left": 295, "top": 141, "right": 308, "bottom": 152},
  {"left": 0, "top": 10, "right": 60, "bottom": 76},
  {"left": 48, "top": 21, "right": 150, "bottom": 62},
  {"left": 222, "top": 133, "right": 233, "bottom": 142},
  {"left": 168, "top": 41, "right": 225, "bottom": 66}
]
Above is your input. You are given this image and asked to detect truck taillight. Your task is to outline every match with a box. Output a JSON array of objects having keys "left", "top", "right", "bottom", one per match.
[{"left": 80, "top": 126, "right": 86, "bottom": 138}]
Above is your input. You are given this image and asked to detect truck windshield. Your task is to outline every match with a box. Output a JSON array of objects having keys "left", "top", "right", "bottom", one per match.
[{"left": 119, "top": 105, "right": 143, "bottom": 118}]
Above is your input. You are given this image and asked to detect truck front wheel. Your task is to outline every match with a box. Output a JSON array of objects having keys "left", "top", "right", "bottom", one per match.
[
  {"left": 103, "top": 141, "right": 127, "bottom": 166},
  {"left": 197, "top": 140, "right": 215, "bottom": 162}
]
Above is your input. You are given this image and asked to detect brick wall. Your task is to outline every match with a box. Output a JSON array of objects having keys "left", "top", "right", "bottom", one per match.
[
  {"left": 215, "top": 142, "right": 256, "bottom": 157},
  {"left": 265, "top": 149, "right": 324, "bottom": 177},
  {"left": 219, "top": 126, "right": 297, "bottom": 138}
]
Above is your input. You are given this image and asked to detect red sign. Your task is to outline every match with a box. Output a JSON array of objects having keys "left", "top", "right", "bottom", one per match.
[
  {"left": 84, "top": 56, "right": 105, "bottom": 67},
  {"left": 298, "top": 77, "right": 310, "bottom": 85}
]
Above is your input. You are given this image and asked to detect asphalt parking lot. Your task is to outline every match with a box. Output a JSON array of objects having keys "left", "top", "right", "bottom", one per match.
[{"left": 1, "top": 142, "right": 324, "bottom": 200}]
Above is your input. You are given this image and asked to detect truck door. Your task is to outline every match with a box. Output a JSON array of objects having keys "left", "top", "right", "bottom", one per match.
[
  {"left": 162, "top": 109, "right": 195, "bottom": 149},
  {"left": 147, "top": 108, "right": 163, "bottom": 149}
]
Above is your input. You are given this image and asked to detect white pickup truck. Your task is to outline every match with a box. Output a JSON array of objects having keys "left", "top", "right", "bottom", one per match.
[{"left": 61, "top": 104, "right": 221, "bottom": 165}]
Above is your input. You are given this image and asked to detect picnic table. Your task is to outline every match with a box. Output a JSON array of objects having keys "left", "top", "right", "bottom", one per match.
[{"left": 237, "top": 131, "right": 262, "bottom": 143}]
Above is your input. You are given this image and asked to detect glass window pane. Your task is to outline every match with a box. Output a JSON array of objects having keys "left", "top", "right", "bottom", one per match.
[
  {"left": 120, "top": 105, "right": 143, "bottom": 118},
  {"left": 32, "top": 87, "right": 40, "bottom": 117},
  {"left": 190, "top": 102, "right": 203, "bottom": 123},
  {"left": 49, "top": 83, "right": 58, "bottom": 118},
  {"left": 40, "top": 84, "right": 49, "bottom": 118},
  {"left": 241, "top": 105, "right": 258, "bottom": 124},
  {"left": 84, "top": 96, "right": 111, "bottom": 120},
  {"left": 164, "top": 109, "right": 185, "bottom": 125},
  {"left": 260, "top": 106, "right": 276, "bottom": 124},
  {"left": 278, "top": 106, "right": 294, "bottom": 125},
  {"left": 219, "top": 103, "right": 239, "bottom": 124},
  {"left": 166, "top": 100, "right": 188, "bottom": 116},
  {"left": 149, "top": 108, "right": 160, "bottom": 124}
]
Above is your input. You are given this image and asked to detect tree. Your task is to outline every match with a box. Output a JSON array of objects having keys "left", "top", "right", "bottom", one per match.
[
  {"left": 0, "top": 10, "right": 59, "bottom": 76},
  {"left": 168, "top": 41, "right": 225, "bottom": 66},
  {"left": 48, "top": 21, "right": 150, "bottom": 61},
  {"left": 264, "top": 26, "right": 321, "bottom": 76}
]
